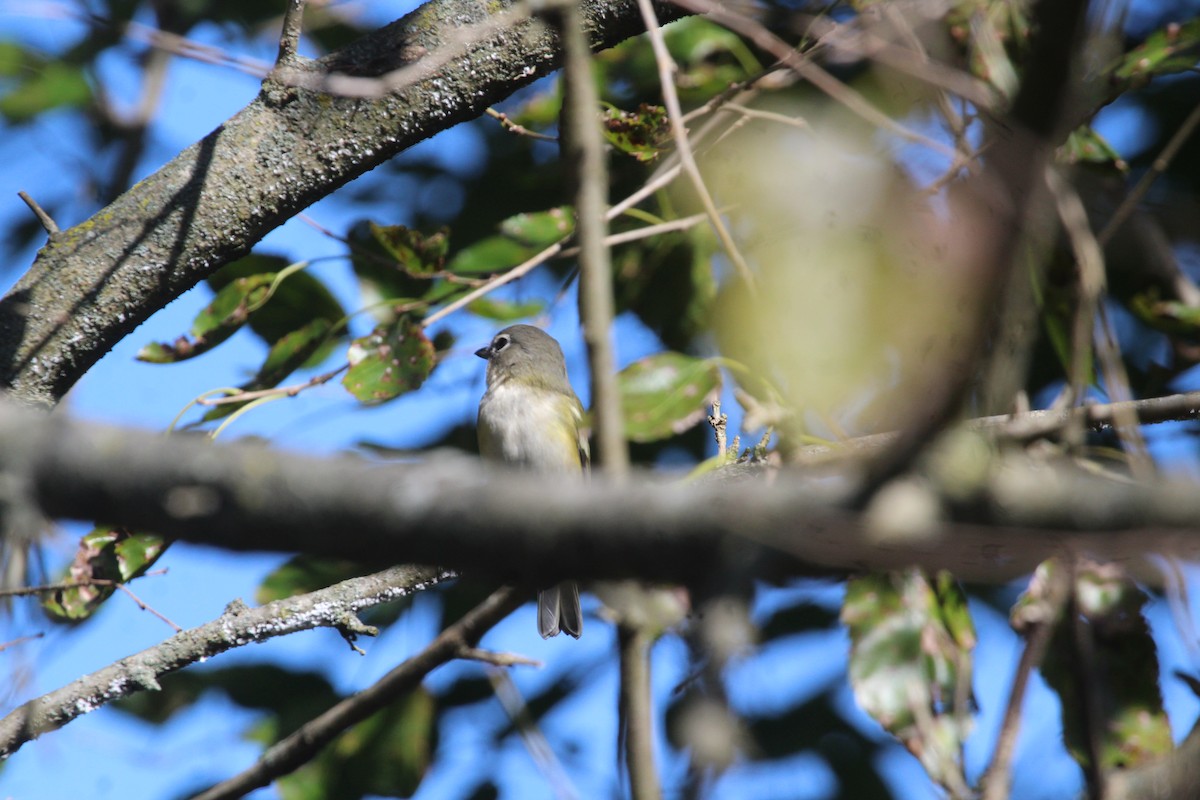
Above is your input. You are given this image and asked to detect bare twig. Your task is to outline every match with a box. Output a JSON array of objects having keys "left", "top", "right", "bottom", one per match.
[
  {"left": 637, "top": 0, "right": 756, "bottom": 291},
  {"left": 1047, "top": 167, "right": 1153, "bottom": 478},
  {"left": 618, "top": 622, "right": 662, "bottom": 800},
  {"left": 1098, "top": 100, "right": 1200, "bottom": 248},
  {"left": 554, "top": 0, "right": 628, "bottom": 476},
  {"left": 486, "top": 107, "right": 558, "bottom": 141},
  {"left": 489, "top": 668, "right": 581, "bottom": 800},
  {"left": 668, "top": 0, "right": 958, "bottom": 160},
  {"left": 276, "top": 0, "right": 307, "bottom": 64},
  {"left": 193, "top": 585, "right": 520, "bottom": 800},
  {"left": 113, "top": 581, "right": 181, "bottom": 632},
  {"left": 17, "top": 191, "right": 58, "bottom": 235},
  {"left": 0, "top": 633, "right": 45, "bottom": 654},
  {"left": 980, "top": 561, "right": 1071, "bottom": 800},
  {"left": 458, "top": 646, "right": 542, "bottom": 667},
  {"left": 196, "top": 364, "right": 349, "bottom": 406}
]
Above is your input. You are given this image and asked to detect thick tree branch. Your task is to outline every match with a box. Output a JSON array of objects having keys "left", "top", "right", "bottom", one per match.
[
  {"left": 0, "top": 0, "right": 680, "bottom": 407},
  {"left": 4, "top": 402, "right": 1200, "bottom": 587},
  {"left": 0, "top": 564, "right": 452, "bottom": 760}
]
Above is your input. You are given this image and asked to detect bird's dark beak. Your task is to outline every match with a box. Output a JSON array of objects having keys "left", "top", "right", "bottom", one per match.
[{"left": 474, "top": 345, "right": 491, "bottom": 360}]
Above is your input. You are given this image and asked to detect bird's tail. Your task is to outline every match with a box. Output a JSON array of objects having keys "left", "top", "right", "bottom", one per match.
[{"left": 538, "top": 581, "right": 582, "bottom": 639}]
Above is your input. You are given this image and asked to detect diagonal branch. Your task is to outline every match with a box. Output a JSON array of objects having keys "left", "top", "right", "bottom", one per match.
[
  {"left": 192, "top": 585, "right": 524, "bottom": 800},
  {"left": 0, "top": 564, "right": 454, "bottom": 760},
  {"left": 0, "top": 0, "right": 682, "bottom": 407}
]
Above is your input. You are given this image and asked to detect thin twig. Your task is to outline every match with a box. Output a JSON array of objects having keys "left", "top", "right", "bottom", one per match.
[
  {"left": 458, "top": 646, "right": 542, "bottom": 667},
  {"left": 489, "top": 668, "right": 581, "bottom": 800},
  {"left": 618, "top": 622, "right": 662, "bottom": 800},
  {"left": 114, "top": 582, "right": 181, "bottom": 632},
  {"left": 0, "top": 633, "right": 45, "bottom": 654},
  {"left": 193, "top": 585, "right": 521, "bottom": 800},
  {"left": 197, "top": 364, "right": 349, "bottom": 406},
  {"left": 637, "top": 0, "right": 757, "bottom": 292},
  {"left": 980, "top": 560, "right": 1071, "bottom": 800},
  {"left": 0, "top": 569, "right": 169, "bottom": 598},
  {"left": 555, "top": 0, "right": 628, "bottom": 475},
  {"left": 17, "top": 191, "right": 58, "bottom": 235},
  {"left": 668, "top": 0, "right": 958, "bottom": 161},
  {"left": 1098, "top": 101, "right": 1200, "bottom": 248},
  {"left": 276, "top": 0, "right": 307, "bottom": 64},
  {"left": 486, "top": 107, "right": 557, "bottom": 141},
  {"left": 1047, "top": 166, "right": 1153, "bottom": 478}
]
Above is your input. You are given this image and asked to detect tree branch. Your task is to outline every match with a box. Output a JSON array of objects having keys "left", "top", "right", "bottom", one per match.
[
  {"left": 4, "top": 401, "right": 1200, "bottom": 587},
  {"left": 0, "top": 0, "right": 679, "bottom": 407},
  {"left": 0, "top": 564, "right": 453, "bottom": 760},
  {"left": 192, "top": 585, "right": 523, "bottom": 800}
]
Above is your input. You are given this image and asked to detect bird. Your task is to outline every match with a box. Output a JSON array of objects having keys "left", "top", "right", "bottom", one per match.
[{"left": 476, "top": 324, "right": 587, "bottom": 638}]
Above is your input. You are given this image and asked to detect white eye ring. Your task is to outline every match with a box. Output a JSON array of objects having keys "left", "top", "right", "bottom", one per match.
[{"left": 493, "top": 335, "right": 510, "bottom": 351}]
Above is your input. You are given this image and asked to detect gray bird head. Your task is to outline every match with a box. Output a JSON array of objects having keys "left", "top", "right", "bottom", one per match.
[{"left": 475, "top": 324, "right": 570, "bottom": 389}]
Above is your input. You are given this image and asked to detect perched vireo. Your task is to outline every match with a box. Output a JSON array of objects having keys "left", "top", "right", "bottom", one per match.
[{"left": 475, "top": 324, "right": 588, "bottom": 639}]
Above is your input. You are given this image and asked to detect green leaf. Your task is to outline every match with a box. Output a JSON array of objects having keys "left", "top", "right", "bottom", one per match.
[
  {"left": 842, "top": 569, "right": 975, "bottom": 794},
  {"left": 257, "top": 555, "right": 373, "bottom": 603},
  {"left": 280, "top": 689, "right": 435, "bottom": 799},
  {"left": 1031, "top": 562, "right": 1173, "bottom": 770},
  {"left": 195, "top": 319, "right": 336, "bottom": 425},
  {"left": 209, "top": 254, "right": 346, "bottom": 353},
  {"left": 466, "top": 296, "right": 546, "bottom": 321},
  {"left": 116, "top": 666, "right": 339, "bottom": 732},
  {"left": 498, "top": 207, "right": 573, "bottom": 247},
  {"left": 0, "top": 51, "right": 91, "bottom": 122},
  {"left": 1059, "top": 126, "right": 1128, "bottom": 171},
  {"left": 614, "top": 228, "right": 717, "bottom": 351},
  {"left": 343, "top": 316, "right": 435, "bottom": 404},
  {"left": 42, "top": 527, "right": 167, "bottom": 621},
  {"left": 617, "top": 352, "right": 721, "bottom": 442},
  {"left": 446, "top": 235, "right": 537, "bottom": 276},
  {"left": 255, "top": 318, "right": 335, "bottom": 387},
  {"left": 138, "top": 273, "right": 274, "bottom": 363},
  {"left": 603, "top": 104, "right": 670, "bottom": 162},
  {"left": 447, "top": 208, "right": 575, "bottom": 275},
  {"left": 368, "top": 223, "right": 450, "bottom": 276},
  {"left": 1111, "top": 19, "right": 1200, "bottom": 88}
]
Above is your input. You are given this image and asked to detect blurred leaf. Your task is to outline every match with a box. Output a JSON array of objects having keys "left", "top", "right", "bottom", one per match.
[
  {"left": 466, "top": 296, "right": 545, "bottom": 321},
  {"left": 255, "top": 318, "right": 335, "bottom": 386},
  {"left": 842, "top": 569, "right": 975, "bottom": 794},
  {"left": 438, "top": 674, "right": 496, "bottom": 709},
  {"left": 758, "top": 599, "right": 840, "bottom": 640},
  {"left": 1035, "top": 563, "right": 1173, "bottom": 770},
  {"left": 614, "top": 228, "right": 716, "bottom": 350},
  {"left": 603, "top": 104, "right": 670, "bottom": 162},
  {"left": 280, "top": 688, "right": 435, "bottom": 799},
  {"left": 617, "top": 352, "right": 721, "bottom": 442},
  {"left": 138, "top": 273, "right": 274, "bottom": 363},
  {"left": 257, "top": 555, "right": 372, "bottom": 603},
  {"left": 343, "top": 316, "right": 435, "bottom": 404},
  {"left": 1059, "top": 126, "right": 1128, "bottom": 171},
  {"left": 117, "top": 666, "right": 339, "bottom": 731},
  {"left": 1111, "top": 18, "right": 1200, "bottom": 89},
  {"left": 369, "top": 223, "right": 450, "bottom": 276},
  {"left": 42, "top": 527, "right": 166, "bottom": 621},
  {"left": 0, "top": 46, "right": 91, "bottom": 121}
]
